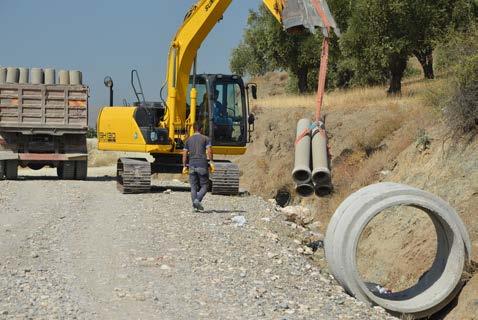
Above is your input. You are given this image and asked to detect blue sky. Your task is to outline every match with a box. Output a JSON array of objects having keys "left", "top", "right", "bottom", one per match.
[{"left": 1, "top": 0, "right": 261, "bottom": 125}]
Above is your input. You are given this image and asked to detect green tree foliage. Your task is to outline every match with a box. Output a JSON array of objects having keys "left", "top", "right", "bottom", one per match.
[
  {"left": 231, "top": 0, "right": 477, "bottom": 95},
  {"left": 87, "top": 127, "right": 97, "bottom": 138},
  {"left": 436, "top": 24, "right": 478, "bottom": 134},
  {"left": 341, "top": 0, "right": 477, "bottom": 94},
  {"left": 230, "top": 5, "right": 324, "bottom": 93}
]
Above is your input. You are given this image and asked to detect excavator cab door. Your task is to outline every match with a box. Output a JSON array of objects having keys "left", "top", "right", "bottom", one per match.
[
  {"left": 208, "top": 75, "right": 247, "bottom": 147},
  {"left": 187, "top": 74, "right": 248, "bottom": 147}
]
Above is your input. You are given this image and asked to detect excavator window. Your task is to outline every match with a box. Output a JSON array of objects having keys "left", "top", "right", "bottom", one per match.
[{"left": 212, "top": 81, "right": 245, "bottom": 145}]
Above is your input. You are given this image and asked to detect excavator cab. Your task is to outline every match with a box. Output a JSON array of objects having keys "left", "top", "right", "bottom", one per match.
[{"left": 187, "top": 74, "right": 256, "bottom": 147}]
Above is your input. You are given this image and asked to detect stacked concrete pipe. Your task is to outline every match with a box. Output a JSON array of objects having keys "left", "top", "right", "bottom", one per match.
[
  {"left": 6, "top": 67, "right": 19, "bottom": 83},
  {"left": 18, "top": 68, "right": 29, "bottom": 84},
  {"left": 311, "top": 124, "right": 332, "bottom": 196},
  {"left": 292, "top": 118, "right": 314, "bottom": 197},
  {"left": 0, "top": 67, "right": 6, "bottom": 84},
  {"left": 58, "top": 70, "right": 70, "bottom": 85},
  {"left": 324, "top": 183, "right": 472, "bottom": 318},
  {"left": 30, "top": 68, "right": 44, "bottom": 84},
  {"left": 69, "top": 70, "right": 82, "bottom": 85},
  {"left": 44, "top": 68, "right": 56, "bottom": 85},
  {"left": 292, "top": 119, "right": 332, "bottom": 197}
]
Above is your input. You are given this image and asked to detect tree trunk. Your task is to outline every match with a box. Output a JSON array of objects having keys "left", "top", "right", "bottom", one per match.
[
  {"left": 414, "top": 48, "right": 435, "bottom": 79},
  {"left": 388, "top": 55, "right": 408, "bottom": 95},
  {"left": 296, "top": 67, "right": 308, "bottom": 94}
]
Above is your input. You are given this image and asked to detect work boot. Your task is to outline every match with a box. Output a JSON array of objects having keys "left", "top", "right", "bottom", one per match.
[{"left": 193, "top": 199, "right": 204, "bottom": 211}]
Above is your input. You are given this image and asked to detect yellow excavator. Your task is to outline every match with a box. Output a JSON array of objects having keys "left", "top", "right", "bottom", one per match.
[{"left": 97, "top": 0, "right": 329, "bottom": 194}]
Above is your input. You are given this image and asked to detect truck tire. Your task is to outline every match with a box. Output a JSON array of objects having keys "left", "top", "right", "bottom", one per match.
[
  {"left": 5, "top": 160, "right": 18, "bottom": 180},
  {"left": 57, "top": 161, "right": 75, "bottom": 180},
  {"left": 0, "top": 161, "right": 5, "bottom": 180},
  {"left": 75, "top": 160, "right": 87, "bottom": 180}
]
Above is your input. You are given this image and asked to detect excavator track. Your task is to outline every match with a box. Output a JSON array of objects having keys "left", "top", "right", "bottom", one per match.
[
  {"left": 117, "top": 158, "right": 151, "bottom": 194},
  {"left": 210, "top": 161, "right": 240, "bottom": 196}
]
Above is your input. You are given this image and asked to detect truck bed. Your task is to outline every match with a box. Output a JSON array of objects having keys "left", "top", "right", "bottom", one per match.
[{"left": 0, "top": 83, "right": 88, "bottom": 135}]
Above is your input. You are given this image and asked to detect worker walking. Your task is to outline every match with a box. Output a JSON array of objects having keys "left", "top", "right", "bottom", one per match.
[{"left": 182, "top": 122, "right": 214, "bottom": 211}]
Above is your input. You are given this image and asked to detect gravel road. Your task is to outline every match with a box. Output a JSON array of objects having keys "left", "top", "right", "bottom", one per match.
[{"left": 0, "top": 168, "right": 396, "bottom": 319}]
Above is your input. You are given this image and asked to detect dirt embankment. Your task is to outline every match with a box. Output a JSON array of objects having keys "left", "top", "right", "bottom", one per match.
[{"left": 236, "top": 72, "right": 478, "bottom": 318}]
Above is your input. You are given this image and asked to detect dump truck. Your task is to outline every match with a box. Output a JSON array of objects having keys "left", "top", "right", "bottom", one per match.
[{"left": 0, "top": 67, "right": 88, "bottom": 180}]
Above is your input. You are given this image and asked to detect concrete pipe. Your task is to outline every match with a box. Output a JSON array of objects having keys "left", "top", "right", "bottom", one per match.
[
  {"left": 0, "top": 67, "right": 6, "bottom": 84},
  {"left": 311, "top": 126, "right": 331, "bottom": 195},
  {"left": 58, "top": 70, "right": 70, "bottom": 85},
  {"left": 44, "top": 68, "right": 56, "bottom": 85},
  {"left": 295, "top": 182, "right": 315, "bottom": 197},
  {"left": 18, "top": 68, "right": 29, "bottom": 84},
  {"left": 6, "top": 67, "right": 19, "bottom": 83},
  {"left": 30, "top": 68, "right": 44, "bottom": 84},
  {"left": 69, "top": 70, "right": 82, "bottom": 85},
  {"left": 292, "top": 118, "right": 312, "bottom": 185},
  {"left": 314, "top": 183, "right": 332, "bottom": 197},
  {"left": 324, "top": 183, "right": 471, "bottom": 319}
]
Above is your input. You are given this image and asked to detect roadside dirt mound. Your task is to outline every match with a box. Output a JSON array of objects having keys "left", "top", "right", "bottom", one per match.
[{"left": 236, "top": 72, "right": 477, "bottom": 318}]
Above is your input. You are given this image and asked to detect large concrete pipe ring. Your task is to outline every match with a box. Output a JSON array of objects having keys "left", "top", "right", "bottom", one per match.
[
  {"left": 69, "top": 70, "right": 82, "bottom": 85},
  {"left": 58, "top": 70, "right": 70, "bottom": 85},
  {"left": 30, "top": 68, "right": 44, "bottom": 84},
  {"left": 292, "top": 118, "right": 312, "bottom": 185},
  {"left": 6, "top": 67, "right": 19, "bottom": 83},
  {"left": 0, "top": 67, "right": 6, "bottom": 84},
  {"left": 18, "top": 68, "right": 29, "bottom": 84},
  {"left": 44, "top": 68, "right": 56, "bottom": 85},
  {"left": 324, "top": 183, "right": 472, "bottom": 318}
]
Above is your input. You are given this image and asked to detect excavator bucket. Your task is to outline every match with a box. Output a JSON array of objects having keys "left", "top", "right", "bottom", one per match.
[{"left": 282, "top": 0, "right": 340, "bottom": 37}]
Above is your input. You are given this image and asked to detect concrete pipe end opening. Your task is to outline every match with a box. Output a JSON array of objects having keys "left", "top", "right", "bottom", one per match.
[
  {"left": 324, "top": 183, "right": 471, "bottom": 319},
  {"left": 292, "top": 166, "right": 312, "bottom": 185},
  {"left": 295, "top": 183, "right": 314, "bottom": 197},
  {"left": 314, "top": 184, "right": 332, "bottom": 197}
]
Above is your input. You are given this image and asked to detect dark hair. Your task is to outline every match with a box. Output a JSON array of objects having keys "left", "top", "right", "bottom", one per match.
[{"left": 193, "top": 122, "right": 202, "bottom": 132}]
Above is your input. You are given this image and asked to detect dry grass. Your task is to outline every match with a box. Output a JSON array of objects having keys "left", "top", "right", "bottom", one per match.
[
  {"left": 256, "top": 76, "right": 446, "bottom": 112},
  {"left": 246, "top": 74, "right": 444, "bottom": 226}
]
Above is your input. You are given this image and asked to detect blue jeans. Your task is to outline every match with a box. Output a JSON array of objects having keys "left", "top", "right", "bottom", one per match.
[{"left": 189, "top": 166, "right": 209, "bottom": 203}]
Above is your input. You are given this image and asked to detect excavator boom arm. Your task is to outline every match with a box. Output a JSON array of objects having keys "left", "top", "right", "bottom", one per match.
[
  {"left": 164, "top": 0, "right": 335, "bottom": 142},
  {"left": 164, "top": 0, "right": 288, "bottom": 142}
]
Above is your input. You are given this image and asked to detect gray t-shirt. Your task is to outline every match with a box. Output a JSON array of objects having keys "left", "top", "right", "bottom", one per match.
[{"left": 184, "top": 133, "right": 211, "bottom": 168}]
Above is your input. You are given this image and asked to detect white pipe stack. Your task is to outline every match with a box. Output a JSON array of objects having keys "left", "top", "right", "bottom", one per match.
[
  {"left": 69, "top": 70, "right": 82, "bottom": 85},
  {"left": 30, "top": 68, "right": 44, "bottom": 84},
  {"left": 0, "top": 67, "right": 6, "bottom": 84},
  {"left": 58, "top": 70, "right": 70, "bottom": 85},
  {"left": 292, "top": 119, "right": 332, "bottom": 198},
  {"left": 19, "top": 68, "right": 29, "bottom": 84},
  {"left": 44, "top": 68, "right": 56, "bottom": 85},
  {"left": 6, "top": 67, "right": 19, "bottom": 83}
]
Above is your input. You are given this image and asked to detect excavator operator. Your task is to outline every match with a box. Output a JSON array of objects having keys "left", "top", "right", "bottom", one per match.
[{"left": 212, "top": 89, "right": 233, "bottom": 140}]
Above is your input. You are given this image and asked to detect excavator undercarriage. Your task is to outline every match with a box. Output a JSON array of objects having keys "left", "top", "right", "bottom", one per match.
[{"left": 116, "top": 157, "right": 240, "bottom": 195}]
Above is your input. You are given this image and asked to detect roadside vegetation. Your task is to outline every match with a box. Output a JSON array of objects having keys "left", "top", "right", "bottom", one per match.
[{"left": 231, "top": 0, "right": 477, "bottom": 95}]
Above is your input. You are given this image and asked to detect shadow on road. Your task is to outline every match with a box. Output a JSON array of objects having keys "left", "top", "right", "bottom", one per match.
[
  {"left": 201, "top": 210, "right": 247, "bottom": 214},
  {"left": 151, "top": 185, "right": 191, "bottom": 193},
  {"left": 8, "top": 175, "right": 117, "bottom": 182}
]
